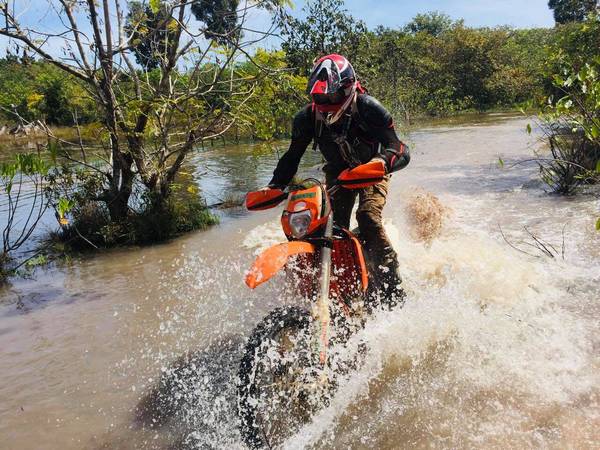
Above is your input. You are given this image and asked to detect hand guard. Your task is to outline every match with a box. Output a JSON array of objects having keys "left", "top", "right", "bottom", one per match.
[
  {"left": 246, "top": 188, "right": 288, "bottom": 211},
  {"left": 337, "top": 159, "right": 386, "bottom": 189}
]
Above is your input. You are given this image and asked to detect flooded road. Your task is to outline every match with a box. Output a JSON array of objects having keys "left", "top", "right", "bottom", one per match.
[{"left": 0, "top": 115, "right": 598, "bottom": 449}]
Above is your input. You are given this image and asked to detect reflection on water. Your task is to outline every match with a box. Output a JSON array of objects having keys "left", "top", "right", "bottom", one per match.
[
  {"left": 189, "top": 140, "right": 323, "bottom": 218},
  {"left": 0, "top": 115, "right": 599, "bottom": 449}
]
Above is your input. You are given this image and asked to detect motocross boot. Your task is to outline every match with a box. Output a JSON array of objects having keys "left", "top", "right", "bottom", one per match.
[{"left": 375, "top": 255, "right": 406, "bottom": 310}]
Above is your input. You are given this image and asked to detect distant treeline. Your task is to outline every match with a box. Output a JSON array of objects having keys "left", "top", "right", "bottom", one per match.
[
  {"left": 0, "top": 10, "right": 590, "bottom": 135},
  {"left": 0, "top": 56, "right": 98, "bottom": 127},
  {"left": 354, "top": 25, "right": 554, "bottom": 119}
]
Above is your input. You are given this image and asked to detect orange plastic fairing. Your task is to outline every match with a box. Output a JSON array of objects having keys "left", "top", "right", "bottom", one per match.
[
  {"left": 338, "top": 160, "right": 386, "bottom": 189},
  {"left": 349, "top": 235, "right": 369, "bottom": 291},
  {"left": 329, "top": 233, "right": 369, "bottom": 298},
  {"left": 245, "top": 242, "right": 316, "bottom": 289},
  {"left": 246, "top": 189, "right": 287, "bottom": 211},
  {"left": 281, "top": 185, "right": 329, "bottom": 238}
]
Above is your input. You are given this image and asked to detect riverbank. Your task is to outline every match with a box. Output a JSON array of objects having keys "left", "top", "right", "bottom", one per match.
[{"left": 0, "top": 108, "right": 529, "bottom": 149}]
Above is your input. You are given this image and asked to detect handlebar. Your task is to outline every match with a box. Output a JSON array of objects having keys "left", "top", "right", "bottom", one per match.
[{"left": 250, "top": 161, "right": 385, "bottom": 211}]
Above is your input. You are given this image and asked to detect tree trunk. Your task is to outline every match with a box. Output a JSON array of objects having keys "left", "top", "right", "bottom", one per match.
[
  {"left": 106, "top": 167, "right": 134, "bottom": 222},
  {"left": 107, "top": 187, "right": 131, "bottom": 221},
  {"left": 106, "top": 131, "right": 134, "bottom": 222}
]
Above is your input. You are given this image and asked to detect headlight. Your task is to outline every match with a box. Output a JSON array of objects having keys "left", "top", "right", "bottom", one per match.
[{"left": 289, "top": 209, "right": 313, "bottom": 238}]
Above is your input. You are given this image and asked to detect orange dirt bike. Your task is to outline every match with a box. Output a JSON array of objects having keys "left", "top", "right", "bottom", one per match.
[{"left": 237, "top": 160, "right": 397, "bottom": 448}]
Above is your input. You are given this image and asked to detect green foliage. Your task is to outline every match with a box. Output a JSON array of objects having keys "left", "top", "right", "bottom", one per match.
[
  {"left": 23, "top": 253, "right": 48, "bottom": 269},
  {"left": 405, "top": 11, "right": 455, "bottom": 36},
  {"left": 552, "top": 61, "right": 600, "bottom": 142},
  {"left": 191, "top": 0, "right": 240, "bottom": 45},
  {"left": 0, "top": 152, "right": 49, "bottom": 279},
  {"left": 149, "top": 0, "right": 161, "bottom": 14},
  {"left": 353, "top": 25, "right": 553, "bottom": 118},
  {"left": 539, "top": 132, "right": 598, "bottom": 193},
  {"left": 538, "top": 14, "right": 600, "bottom": 192},
  {"left": 0, "top": 8, "right": 562, "bottom": 128},
  {"left": 278, "top": 4, "right": 559, "bottom": 118},
  {"left": 280, "top": 0, "right": 367, "bottom": 75},
  {"left": 0, "top": 59, "right": 98, "bottom": 125},
  {"left": 0, "top": 253, "right": 9, "bottom": 284},
  {"left": 56, "top": 197, "right": 75, "bottom": 222},
  {"left": 46, "top": 160, "right": 218, "bottom": 249},
  {"left": 50, "top": 191, "right": 219, "bottom": 249},
  {"left": 237, "top": 50, "right": 307, "bottom": 139},
  {"left": 125, "top": 1, "right": 178, "bottom": 69},
  {"left": 548, "top": 14, "right": 600, "bottom": 74},
  {"left": 190, "top": 0, "right": 289, "bottom": 46},
  {"left": 0, "top": 153, "right": 49, "bottom": 194},
  {"left": 547, "top": 17, "right": 600, "bottom": 141},
  {"left": 131, "top": 193, "right": 219, "bottom": 244},
  {"left": 548, "top": 0, "right": 598, "bottom": 24}
]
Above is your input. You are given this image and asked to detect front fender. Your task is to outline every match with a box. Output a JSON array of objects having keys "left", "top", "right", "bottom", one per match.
[{"left": 245, "top": 242, "right": 316, "bottom": 289}]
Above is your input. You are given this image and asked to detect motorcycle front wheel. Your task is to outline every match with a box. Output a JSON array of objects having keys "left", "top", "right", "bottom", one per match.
[{"left": 237, "top": 306, "right": 328, "bottom": 449}]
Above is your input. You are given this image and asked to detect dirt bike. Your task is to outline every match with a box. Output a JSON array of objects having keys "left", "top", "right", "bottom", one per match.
[{"left": 237, "top": 160, "right": 396, "bottom": 448}]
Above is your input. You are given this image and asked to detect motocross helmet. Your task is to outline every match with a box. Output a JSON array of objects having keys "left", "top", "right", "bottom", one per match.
[{"left": 307, "top": 54, "right": 358, "bottom": 122}]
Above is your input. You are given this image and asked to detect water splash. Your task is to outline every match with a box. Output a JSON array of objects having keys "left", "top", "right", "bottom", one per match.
[{"left": 117, "top": 192, "right": 598, "bottom": 449}]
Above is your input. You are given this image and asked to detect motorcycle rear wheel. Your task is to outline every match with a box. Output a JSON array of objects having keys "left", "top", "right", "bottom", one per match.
[{"left": 237, "top": 306, "right": 328, "bottom": 449}]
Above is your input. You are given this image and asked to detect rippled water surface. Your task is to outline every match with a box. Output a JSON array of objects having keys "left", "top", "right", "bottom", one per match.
[{"left": 0, "top": 115, "right": 598, "bottom": 449}]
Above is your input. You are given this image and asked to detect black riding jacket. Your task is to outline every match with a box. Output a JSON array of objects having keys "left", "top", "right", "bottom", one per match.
[{"left": 269, "top": 94, "right": 410, "bottom": 187}]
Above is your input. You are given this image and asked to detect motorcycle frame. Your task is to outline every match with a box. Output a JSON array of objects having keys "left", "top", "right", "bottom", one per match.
[{"left": 245, "top": 159, "right": 386, "bottom": 373}]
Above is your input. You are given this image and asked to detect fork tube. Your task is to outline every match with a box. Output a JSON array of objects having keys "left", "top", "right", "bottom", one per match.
[{"left": 317, "top": 213, "right": 334, "bottom": 368}]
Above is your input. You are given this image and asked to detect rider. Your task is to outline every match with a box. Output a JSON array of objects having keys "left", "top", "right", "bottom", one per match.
[{"left": 267, "top": 54, "right": 410, "bottom": 303}]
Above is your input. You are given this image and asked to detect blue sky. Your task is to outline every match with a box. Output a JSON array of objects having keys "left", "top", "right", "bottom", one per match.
[
  {"left": 3, "top": 0, "right": 556, "bottom": 32},
  {"left": 295, "top": 0, "right": 555, "bottom": 29}
]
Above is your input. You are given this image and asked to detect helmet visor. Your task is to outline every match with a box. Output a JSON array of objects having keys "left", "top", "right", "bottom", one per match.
[
  {"left": 311, "top": 90, "right": 346, "bottom": 105},
  {"left": 307, "top": 58, "right": 342, "bottom": 97}
]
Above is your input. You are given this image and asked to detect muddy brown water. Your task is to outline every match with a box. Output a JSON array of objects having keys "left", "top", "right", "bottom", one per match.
[{"left": 0, "top": 115, "right": 599, "bottom": 449}]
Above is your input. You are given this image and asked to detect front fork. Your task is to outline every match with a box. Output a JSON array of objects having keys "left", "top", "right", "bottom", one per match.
[{"left": 314, "top": 213, "right": 334, "bottom": 376}]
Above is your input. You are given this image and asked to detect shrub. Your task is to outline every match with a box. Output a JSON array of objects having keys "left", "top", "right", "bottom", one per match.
[
  {"left": 130, "top": 193, "right": 219, "bottom": 245},
  {"left": 539, "top": 128, "right": 600, "bottom": 193},
  {"left": 538, "top": 14, "right": 600, "bottom": 193},
  {"left": 53, "top": 191, "right": 218, "bottom": 249}
]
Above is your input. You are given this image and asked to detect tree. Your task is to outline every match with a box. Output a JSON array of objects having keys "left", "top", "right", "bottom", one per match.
[
  {"left": 191, "top": 0, "right": 240, "bottom": 45},
  {"left": 125, "top": 1, "right": 178, "bottom": 70},
  {"left": 280, "top": 0, "right": 367, "bottom": 75},
  {"left": 0, "top": 59, "right": 98, "bottom": 125},
  {"left": 236, "top": 50, "right": 307, "bottom": 139},
  {"left": 540, "top": 14, "right": 600, "bottom": 191},
  {"left": 0, "top": 0, "right": 285, "bottom": 226},
  {"left": 548, "top": 0, "right": 598, "bottom": 24},
  {"left": 405, "top": 11, "right": 455, "bottom": 36}
]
